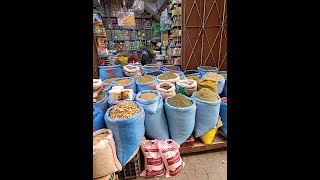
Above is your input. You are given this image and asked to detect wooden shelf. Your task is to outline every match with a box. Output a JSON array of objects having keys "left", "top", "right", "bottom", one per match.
[{"left": 180, "top": 134, "right": 227, "bottom": 154}]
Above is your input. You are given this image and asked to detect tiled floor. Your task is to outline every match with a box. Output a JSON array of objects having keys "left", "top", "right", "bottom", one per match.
[{"left": 137, "top": 148, "right": 227, "bottom": 180}]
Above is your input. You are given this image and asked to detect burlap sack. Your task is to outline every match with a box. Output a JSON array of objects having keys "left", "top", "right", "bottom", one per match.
[{"left": 93, "top": 129, "right": 122, "bottom": 179}]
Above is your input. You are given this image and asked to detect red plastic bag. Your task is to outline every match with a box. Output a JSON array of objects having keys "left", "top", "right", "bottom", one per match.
[
  {"left": 140, "top": 140, "right": 165, "bottom": 177},
  {"left": 157, "top": 139, "right": 185, "bottom": 177}
]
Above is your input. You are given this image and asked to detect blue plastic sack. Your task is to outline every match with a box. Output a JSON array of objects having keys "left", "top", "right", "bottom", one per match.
[
  {"left": 136, "top": 90, "right": 169, "bottom": 140},
  {"left": 220, "top": 98, "right": 227, "bottom": 137},
  {"left": 113, "top": 77, "right": 137, "bottom": 94},
  {"left": 104, "top": 101, "right": 145, "bottom": 165},
  {"left": 220, "top": 79, "right": 227, "bottom": 97},
  {"left": 191, "top": 93, "right": 221, "bottom": 138},
  {"left": 197, "top": 66, "right": 219, "bottom": 76},
  {"left": 164, "top": 95, "right": 196, "bottom": 145},
  {"left": 184, "top": 70, "right": 201, "bottom": 78},
  {"left": 136, "top": 76, "right": 157, "bottom": 93},
  {"left": 93, "top": 105, "right": 106, "bottom": 131},
  {"left": 101, "top": 84, "right": 112, "bottom": 94},
  {"left": 99, "top": 65, "right": 124, "bottom": 80},
  {"left": 94, "top": 92, "right": 109, "bottom": 115}
]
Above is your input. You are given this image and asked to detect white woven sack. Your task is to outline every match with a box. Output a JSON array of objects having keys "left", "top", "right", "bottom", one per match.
[
  {"left": 156, "top": 82, "right": 176, "bottom": 100},
  {"left": 93, "top": 129, "right": 122, "bottom": 178}
]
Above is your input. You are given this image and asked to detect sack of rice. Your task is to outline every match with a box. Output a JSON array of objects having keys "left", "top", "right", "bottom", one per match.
[{"left": 93, "top": 129, "right": 122, "bottom": 178}]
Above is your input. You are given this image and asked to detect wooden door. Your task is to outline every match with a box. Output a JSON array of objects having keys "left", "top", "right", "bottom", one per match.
[{"left": 182, "top": 0, "right": 227, "bottom": 71}]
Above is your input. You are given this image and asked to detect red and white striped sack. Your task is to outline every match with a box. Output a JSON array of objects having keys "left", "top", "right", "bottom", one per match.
[
  {"left": 140, "top": 140, "right": 165, "bottom": 177},
  {"left": 158, "top": 139, "right": 185, "bottom": 177}
]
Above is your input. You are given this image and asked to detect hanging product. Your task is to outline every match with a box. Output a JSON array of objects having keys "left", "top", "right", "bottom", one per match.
[
  {"left": 116, "top": 12, "right": 136, "bottom": 27},
  {"left": 93, "top": 129, "right": 122, "bottom": 179},
  {"left": 104, "top": 101, "right": 145, "bottom": 166},
  {"left": 136, "top": 90, "right": 169, "bottom": 140}
]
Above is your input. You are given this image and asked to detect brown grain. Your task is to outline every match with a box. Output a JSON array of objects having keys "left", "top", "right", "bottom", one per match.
[
  {"left": 109, "top": 102, "right": 141, "bottom": 120},
  {"left": 114, "top": 79, "right": 132, "bottom": 85},
  {"left": 93, "top": 133, "right": 108, "bottom": 145},
  {"left": 139, "top": 93, "right": 158, "bottom": 100}
]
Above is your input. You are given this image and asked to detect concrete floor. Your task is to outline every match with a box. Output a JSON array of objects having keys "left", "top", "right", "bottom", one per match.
[{"left": 137, "top": 148, "right": 227, "bottom": 180}]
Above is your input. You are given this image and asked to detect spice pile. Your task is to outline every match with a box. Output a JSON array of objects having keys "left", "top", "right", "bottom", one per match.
[
  {"left": 200, "top": 66, "right": 216, "bottom": 70},
  {"left": 184, "top": 70, "right": 198, "bottom": 75},
  {"left": 160, "top": 83, "right": 172, "bottom": 90},
  {"left": 109, "top": 102, "right": 141, "bottom": 120},
  {"left": 194, "top": 88, "right": 219, "bottom": 102},
  {"left": 139, "top": 92, "right": 158, "bottom": 100},
  {"left": 114, "top": 78, "right": 132, "bottom": 85},
  {"left": 165, "top": 66, "right": 178, "bottom": 70},
  {"left": 147, "top": 71, "right": 163, "bottom": 76},
  {"left": 158, "top": 72, "right": 178, "bottom": 80},
  {"left": 203, "top": 72, "right": 223, "bottom": 81},
  {"left": 168, "top": 94, "right": 193, "bottom": 107},
  {"left": 137, "top": 76, "right": 154, "bottom": 83},
  {"left": 187, "top": 76, "right": 201, "bottom": 83},
  {"left": 96, "top": 92, "right": 105, "bottom": 101},
  {"left": 93, "top": 133, "right": 108, "bottom": 145},
  {"left": 104, "top": 78, "right": 117, "bottom": 84},
  {"left": 145, "top": 67, "right": 159, "bottom": 70}
]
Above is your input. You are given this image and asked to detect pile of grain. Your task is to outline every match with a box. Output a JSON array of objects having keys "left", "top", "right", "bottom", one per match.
[
  {"left": 145, "top": 67, "right": 159, "bottom": 70},
  {"left": 200, "top": 66, "right": 216, "bottom": 70},
  {"left": 160, "top": 83, "right": 172, "bottom": 90},
  {"left": 109, "top": 102, "right": 141, "bottom": 120},
  {"left": 114, "top": 78, "right": 132, "bottom": 85},
  {"left": 165, "top": 66, "right": 178, "bottom": 70},
  {"left": 194, "top": 88, "right": 219, "bottom": 102},
  {"left": 96, "top": 92, "right": 105, "bottom": 101},
  {"left": 137, "top": 76, "right": 154, "bottom": 83},
  {"left": 93, "top": 133, "right": 108, "bottom": 145},
  {"left": 147, "top": 71, "right": 163, "bottom": 76},
  {"left": 139, "top": 92, "right": 158, "bottom": 100},
  {"left": 186, "top": 76, "right": 201, "bottom": 83},
  {"left": 168, "top": 94, "right": 193, "bottom": 107},
  {"left": 104, "top": 78, "right": 117, "bottom": 84},
  {"left": 158, "top": 72, "right": 178, "bottom": 80},
  {"left": 203, "top": 72, "right": 223, "bottom": 81}
]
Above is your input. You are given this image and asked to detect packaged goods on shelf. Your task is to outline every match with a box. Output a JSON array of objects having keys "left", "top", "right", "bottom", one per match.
[{"left": 136, "top": 90, "right": 169, "bottom": 140}]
